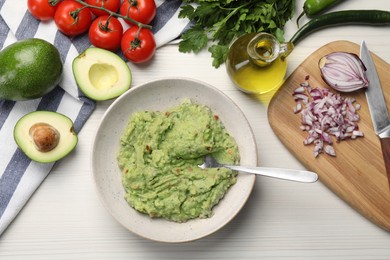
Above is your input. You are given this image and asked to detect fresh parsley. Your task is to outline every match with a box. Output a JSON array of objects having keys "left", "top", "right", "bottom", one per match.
[{"left": 178, "top": 0, "right": 295, "bottom": 68}]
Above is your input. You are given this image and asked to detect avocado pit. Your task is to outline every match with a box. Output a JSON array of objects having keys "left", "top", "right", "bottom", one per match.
[{"left": 29, "top": 123, "right": 60, "bottom": 152}]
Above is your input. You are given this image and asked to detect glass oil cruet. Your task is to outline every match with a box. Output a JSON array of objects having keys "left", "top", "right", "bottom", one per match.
[{"left": 226, "top": 32, "right": 294, "bottom": 94}]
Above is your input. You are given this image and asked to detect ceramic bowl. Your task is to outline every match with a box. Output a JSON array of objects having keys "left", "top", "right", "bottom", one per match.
[{"left": 91, "top": 78, "right": 257, "bottom": 243}]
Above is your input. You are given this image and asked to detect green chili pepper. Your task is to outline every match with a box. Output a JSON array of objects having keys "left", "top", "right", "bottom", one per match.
[
  {"left": 290, "top": 10, "right": 390, "bottom": 46},
  {"left": 297, "top": 0, "right": 345, "bottom": 26}
]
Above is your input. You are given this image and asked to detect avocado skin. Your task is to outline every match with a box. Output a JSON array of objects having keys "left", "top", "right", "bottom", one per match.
[{"left": 0, "top": 38, "right": 63, "bottom": 101}]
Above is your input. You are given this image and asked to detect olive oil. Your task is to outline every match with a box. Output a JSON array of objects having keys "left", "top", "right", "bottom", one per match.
[
  {"left": 229, "top": 56, "right": 287, "bottom": 94},
  {"left": 226, "top": 33, "right": 291, "bottom": 94}
]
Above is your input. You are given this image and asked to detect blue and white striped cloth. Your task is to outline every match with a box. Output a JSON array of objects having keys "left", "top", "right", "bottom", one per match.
[{"left": 0, "top": 0, "right": 189, "bottom": 235}]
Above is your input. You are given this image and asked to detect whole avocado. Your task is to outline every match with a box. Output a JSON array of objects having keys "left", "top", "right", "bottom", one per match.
[{"left": 0, "top": 38, "right": 63, "bottom": 101}]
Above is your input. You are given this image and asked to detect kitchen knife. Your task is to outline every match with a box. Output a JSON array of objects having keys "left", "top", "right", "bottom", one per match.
[{"left": 360, "top": 41, "right": 390, "bottom": 188}]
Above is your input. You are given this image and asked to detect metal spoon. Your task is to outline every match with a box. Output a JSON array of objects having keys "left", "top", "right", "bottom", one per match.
[{"left": 198, "top": 155, "right": 318, "bottom": 183}]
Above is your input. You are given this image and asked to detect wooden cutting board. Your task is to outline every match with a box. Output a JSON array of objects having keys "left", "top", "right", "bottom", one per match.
[{"left": 268, "top": 41, "right": 390, "bottom": 232}]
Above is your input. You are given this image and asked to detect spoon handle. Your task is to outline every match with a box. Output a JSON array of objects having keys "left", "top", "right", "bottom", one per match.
[{"left": 224, "top": 165, "right": 318, "bottom": 183}]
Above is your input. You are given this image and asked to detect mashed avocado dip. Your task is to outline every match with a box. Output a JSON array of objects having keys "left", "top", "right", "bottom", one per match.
[{"left": 117, "top": 99, "right": 239, "bottom": 222}]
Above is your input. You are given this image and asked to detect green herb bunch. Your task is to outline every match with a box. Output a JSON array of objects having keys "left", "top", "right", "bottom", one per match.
[{"left": 178, "top": 0, "right": 295, "bottom": 68}]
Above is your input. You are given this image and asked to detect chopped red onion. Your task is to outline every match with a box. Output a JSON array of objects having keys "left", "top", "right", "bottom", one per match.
[
  {"left": 292, "top": 79, "right": 364, "bottom": 157},
  {"left": 319, "top": 52, "right": 369, "bottom": 92}
]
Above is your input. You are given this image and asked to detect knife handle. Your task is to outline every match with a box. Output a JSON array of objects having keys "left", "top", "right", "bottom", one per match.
[{"left": 380, "top": 138, "right": 390, "bottom": 189}]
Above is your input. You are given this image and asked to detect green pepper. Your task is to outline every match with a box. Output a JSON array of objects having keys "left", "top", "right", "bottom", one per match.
[
  {"left": 290, "top": 10, "right": 390, "bottom": 46},
  {"left": 297, "top": 0, "right": 345, "bottom": 26}
]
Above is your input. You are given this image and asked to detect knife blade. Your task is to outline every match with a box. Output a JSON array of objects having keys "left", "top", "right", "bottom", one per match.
[{"left": 360, "top": 41, "right": 390, "bottom": 188}]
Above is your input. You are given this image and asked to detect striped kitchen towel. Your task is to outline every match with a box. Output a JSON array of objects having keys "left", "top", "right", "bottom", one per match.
[{"left": 0, "top": 0, "right": 190, "bottom": 236}]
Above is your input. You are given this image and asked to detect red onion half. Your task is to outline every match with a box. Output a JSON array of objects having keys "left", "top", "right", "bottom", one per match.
[
  {"left": 319, "top": 52, "right": 369, "bottom": 92},
  {"left": 293, "top": 78, "right": 364, "bottom": 158}
]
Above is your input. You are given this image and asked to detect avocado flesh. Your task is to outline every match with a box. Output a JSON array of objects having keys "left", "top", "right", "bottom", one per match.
[
  {"left": 14, "top": 111, "right": 78, "bottom": 163},
  {"left": 0, "top": 38, "right": 63, "bottom": 101},
  {"left": 72, "top": 47, "right": 132, "bottom": 101}
]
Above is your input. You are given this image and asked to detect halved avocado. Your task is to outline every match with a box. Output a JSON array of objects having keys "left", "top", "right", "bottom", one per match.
[
  {"left": 14, "top": 111, "right": 78, "bottom": 163},
  {"left": 72, "top": 47, "right": 132, "bottom": 101}
]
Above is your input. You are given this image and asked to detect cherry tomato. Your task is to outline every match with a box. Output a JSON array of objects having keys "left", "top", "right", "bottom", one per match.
[
  {"left": 119, "top": 0, "right": 156, "bottom": 26},
  {"left": 27, "top": 0, "right": 60, "bottom": 21},
  {"left": 121, "top": 26, "right": 156, "bottom": 63},
  {"left": 85, "top": 0, "right": 120, "bottom": 17},
  {"left": 54, "top": 0, "right": 93, "bottom": 37},
  {"left": 88, "top": 16, "right": 123, "bottom": 52}
]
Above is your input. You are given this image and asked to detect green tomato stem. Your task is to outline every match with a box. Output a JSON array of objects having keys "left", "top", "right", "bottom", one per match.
[
  {"left": 49, "top": 0, "right": 61, "bottom": 6},
  {"left": 74, "top": 0, "right": 152, "bottom": 30}
]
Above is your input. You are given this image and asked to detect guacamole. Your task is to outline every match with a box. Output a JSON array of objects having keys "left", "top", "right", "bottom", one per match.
[{"left": 117, "top": 99, "right": 239, "bottom": 222}]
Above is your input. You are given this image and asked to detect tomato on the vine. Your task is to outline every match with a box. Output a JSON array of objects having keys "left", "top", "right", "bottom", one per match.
[
  {"left": 121, "top": 26, "right": 156, "bottom": 63},
  {"left": 89, "top": 16, "right": 123, "bottom": 52},
  {"left": 27, "top": 0, "right": 60, "bottom": 21},
  {"left": 85, "top": 0, "right": 121, "bottom": 17},
  {"left": 119, "top": 0, "right": 156, "bottom": 25},
  {"left": 54, "top": 0, "right": 93, "bottom": 37}
]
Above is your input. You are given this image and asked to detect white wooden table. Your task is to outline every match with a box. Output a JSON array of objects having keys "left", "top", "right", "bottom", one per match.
[{"left": 1, "top": 0, "right": 390, "bottom": 259}]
